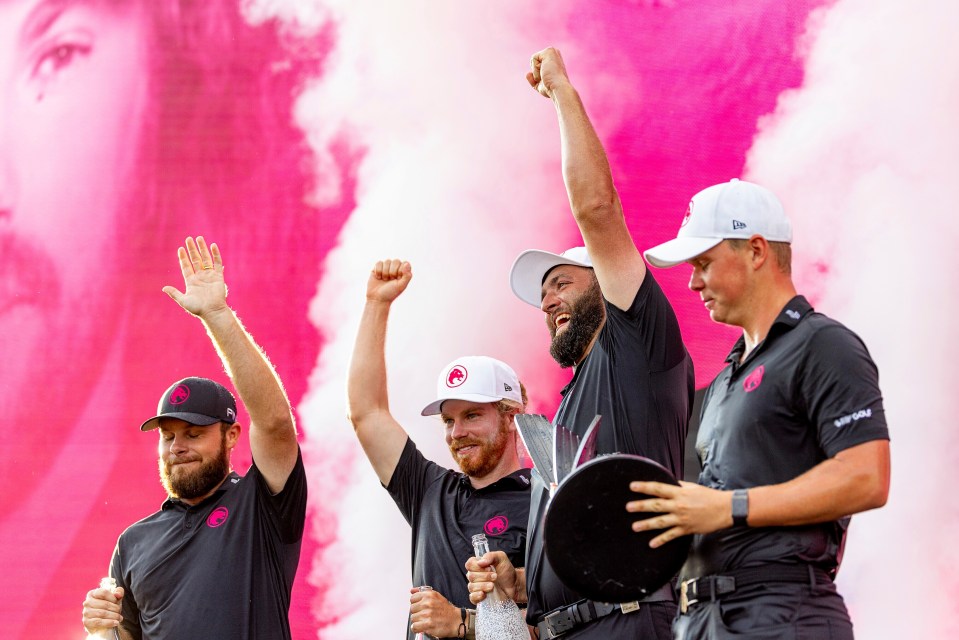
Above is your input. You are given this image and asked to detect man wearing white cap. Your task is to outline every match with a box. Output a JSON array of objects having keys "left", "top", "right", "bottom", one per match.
[
  {"left": 348, "top": 259, "right": 532, "bottom": 640},
  {"left": 470, "top": 47, "right": 694, "bottom": 640},
  {"left": 630, "top": 179, "right": 891, "bottom": 639}
]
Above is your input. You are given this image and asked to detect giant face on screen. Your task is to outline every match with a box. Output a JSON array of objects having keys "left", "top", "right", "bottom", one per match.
[{"left": 0, "top": 0, "right": 152, "bottom": 500}]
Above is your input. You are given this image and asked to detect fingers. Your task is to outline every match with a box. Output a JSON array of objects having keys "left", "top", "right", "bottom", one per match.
[
  {"left": 181, "top": 236, "right": 220, "bottom": 274},
  {"left": 82, "top": 588, "right": 123, "bottom": 632},
  {"left": 372, "top": 258, "right": 410, "bottom": 281},
  {"left": 629, "top": 480, "right": 678, "bottom": 497}
]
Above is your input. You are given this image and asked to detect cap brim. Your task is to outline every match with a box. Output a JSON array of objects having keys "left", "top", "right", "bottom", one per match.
[
  {"left": 509, "top": 250, "right": 592, "bottom": 307},
  {"left": 643, "top": 236, "right": 724, "bottom": 268},
  {"left": 140, "top": 412, "right": 223, "bottom": 431},
  {"left": 420, "top": 393, "right": 507, "bottom": 416}
]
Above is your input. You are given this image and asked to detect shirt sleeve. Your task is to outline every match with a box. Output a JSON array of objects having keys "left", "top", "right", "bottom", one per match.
[
  {"left": 253, "top": 447, "right": 308, "bottom": 544},
  {"left": 385, "top": 437, "right": 448, "bottom": 527},
  {"left": 607, "top": 270, "right": 690, "bottom": 374},
  {"left": 800, "top": 324, "right": 890, "bottom": 457},
  {"left": 110, "top": 538, "right": 143, "bottom": 640}
]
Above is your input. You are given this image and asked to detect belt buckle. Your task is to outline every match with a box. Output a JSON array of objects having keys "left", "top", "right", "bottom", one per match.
[
  {"left": 620, "top": 601, "right": 640, "bottom": 614},
  {"left": 542, "top": 608, "right": 575, "bottom": 638},
  {"left": 679, "top": 579, "right": 695, "bottom": 614}
]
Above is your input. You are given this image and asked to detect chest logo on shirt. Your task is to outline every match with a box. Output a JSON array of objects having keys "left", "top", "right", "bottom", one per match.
[
  {"left": 446, "top": 365, "right": 468, "bottom": 388},
  {"left": 742, "top": 365, "right": 765, "bottom": 393},
  {"left": 484, "top": 515, "right": 509, "bottom": 536},
  {"left": 207, "top": 506, "right": 229, "bottom": 528}
]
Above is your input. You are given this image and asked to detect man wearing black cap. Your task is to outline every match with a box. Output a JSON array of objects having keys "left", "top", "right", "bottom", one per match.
[
  {"left": 628, "top": 180, "right": 890, "bottom": 639},
  {"left": 348, "top": 259, "right": 532, "bottom": 639},
  {"left": 468, "top": 48, "right": 694, "bottom": 639},
  {"left": 80, "top": 236, "right": 306, "bottom": 640}
]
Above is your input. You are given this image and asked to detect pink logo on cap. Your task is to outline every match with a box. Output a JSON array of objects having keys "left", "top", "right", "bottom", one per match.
[
  {"left": 680, "top": 200, "right": 694, "bottom": 227},
  {"left": 484, "top": 515, "right": 508, "bottom": 536},
  {"left": 170, "top": 384, "right": 191, "bottom": 405},
  {"left": 447, "top": 365, "right": 468, "bottom": 388},
  {"left": 743, "top": 365, "right": 765, "bottom": 393},
  {"left": 207, "top": 506, "right": 229, "bottom": 528}
]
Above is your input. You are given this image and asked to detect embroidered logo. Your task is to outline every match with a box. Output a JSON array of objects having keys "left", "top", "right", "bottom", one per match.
[
  {"left": 169, "top": 384, "right": 191, "bottom": 405},
  {"left": 743, "top": 365, "right": 765, "bottom": 393},
  {"left": 484, "top": 515, "right": 509, "bottom": 536},
  {"left": 446, "top": 365, "right": 468, "bottom": 388},
  {"left": 680, "top": 200, "right": 694, "bottom": 227},
  {"left": 834, "top": 408, "right": 872, "bottom": 429},
  {"left": 732, "top": 219, "right": 747, "bottom": 230},
  {"left": 786, "top": 309, "right": 801, "bottom": 320},
  {"left": 226, "top": 407, "right": 236, "bottom": 421},
  {"left": 504, "top": 383, "right": 513, "bottom": 392},
  {"left": 207, "top": 506, "right": 229, "bottom": 528}
]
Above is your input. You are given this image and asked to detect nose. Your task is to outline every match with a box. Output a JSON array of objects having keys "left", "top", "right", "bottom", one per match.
[
  {"left": 450, "top": 418, "right": 469, "bottom": 440},
  {"left": 540, "top": 290, "right": 558, "bottom": 313},
  {"left": 688, "top": 267, "right": 704, "bottom": 292},
  {"left": 169, "top": 436, "right": 189, "bottom": 456}
]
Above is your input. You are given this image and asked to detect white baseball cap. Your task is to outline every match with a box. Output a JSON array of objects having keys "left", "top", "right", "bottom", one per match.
[
  {"left": 509, "top": 246, "right": 593, "bottom": 307},
  {"left": 643, "top": 179, "right": 792, "bottom": 268},
  {"left": 420, "top": 356, "right": 523, "bottom": 416}
]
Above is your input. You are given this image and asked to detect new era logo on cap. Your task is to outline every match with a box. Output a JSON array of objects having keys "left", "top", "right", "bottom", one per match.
[
  {"left": 421, "top": 356, "right": 524, "bottom": 416},
  {"left": 644, "top": 179, "right": 792, "bottom": 268},
  {"left": 139, "top": 377, "right": 238, "bottom": 431}
]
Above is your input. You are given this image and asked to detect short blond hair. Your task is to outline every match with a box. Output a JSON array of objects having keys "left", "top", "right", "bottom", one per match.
[{"left": 726, "top": 238, "right": 792, "bottom": 275}]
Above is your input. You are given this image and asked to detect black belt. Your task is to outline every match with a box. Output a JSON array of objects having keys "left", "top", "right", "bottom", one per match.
[
  {"left": 535, "top": 582, "right": 674, "bottom": 639},
  {"left": 680, "top": 564, "right": 832, "bottom": 613}
]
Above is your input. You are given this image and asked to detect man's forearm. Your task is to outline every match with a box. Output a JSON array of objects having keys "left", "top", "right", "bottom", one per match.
[
  {"left": 347, "top": 300, "right": 393, "bottom": 423},
  {"left": 552, "top": 83, "right": 619, "bottom": 225},
  {"left": 201, "top": 307, "right": 294, "bottom": 436}
]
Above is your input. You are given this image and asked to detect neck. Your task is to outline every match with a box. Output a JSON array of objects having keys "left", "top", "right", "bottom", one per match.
[
  {"left": 176, "top": 470, "right": 232, "bottom": 507},
  {"left": 739, "top": 283, "right": 797, "bottom": 360},
  {"left": 468, "top": 455, "right": 522, "bottom": 490}
]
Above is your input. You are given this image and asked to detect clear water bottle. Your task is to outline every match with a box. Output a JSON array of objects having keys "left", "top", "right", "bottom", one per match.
[
  {"left": 413, "top": 585, "right": 434, "bottom": 640},
  {"left": 471, "top": 534, "right": 528, "bottom": 640}
]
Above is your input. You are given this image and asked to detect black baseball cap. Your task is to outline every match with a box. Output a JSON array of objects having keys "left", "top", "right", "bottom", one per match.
[{"left": 139, "top": 377, "right": 238, "bottom": 431}]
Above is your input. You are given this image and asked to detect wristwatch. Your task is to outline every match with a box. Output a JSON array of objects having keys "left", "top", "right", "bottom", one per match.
[{"left": 731, "top": 489, "right": 749, "bottom": 527}]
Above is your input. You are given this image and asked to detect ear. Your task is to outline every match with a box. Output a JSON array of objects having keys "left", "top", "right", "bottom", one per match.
[
  {"left": 224, "top": 422, "right": 242, "bottom": 449},
  {"left": 747, "top": 235, "right": 770, "bottom": 270}
]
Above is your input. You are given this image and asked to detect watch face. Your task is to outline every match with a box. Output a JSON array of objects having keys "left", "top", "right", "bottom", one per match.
[{"left": 543, "top": 454, "right": 691, "bottom": 602}]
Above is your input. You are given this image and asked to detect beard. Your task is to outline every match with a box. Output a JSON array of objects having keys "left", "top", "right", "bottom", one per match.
[
  {"left": 548, "top": 279, "right": 605, "bottom": 368},
  {"left": 159, "top": 433, "right": 231, "bottom": 501},
  {"left": 450, "top": 418, "right": 512, "bottom": 478}
]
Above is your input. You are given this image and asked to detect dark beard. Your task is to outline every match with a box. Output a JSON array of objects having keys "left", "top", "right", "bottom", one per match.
[
  {"left": 451, "top": 418, "right": 511, "bottom": 478},
  {"left": 549, "top": 280, "right": 605, "bottom": 368},
  {"left": 159, "top": 434, "right": 231, "bottom": 501}
]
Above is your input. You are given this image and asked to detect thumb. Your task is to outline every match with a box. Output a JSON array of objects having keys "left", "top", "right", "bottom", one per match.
[
  {"left": 113, "top": 586, "right": 125, "bottom": 600},
  {"left": 162, "top": 286, "right": 184, "bottom": 303}
]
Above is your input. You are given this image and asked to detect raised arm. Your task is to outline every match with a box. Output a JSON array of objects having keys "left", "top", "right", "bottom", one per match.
[
  {"left": 162, "top": 236, "right": 297, "bottom": 494},
  {"left": 528, "top": 47, "right": 646, "bottom": 310},
  {"left": 346, "top": 259, "right": 415, "bottom": 485}
]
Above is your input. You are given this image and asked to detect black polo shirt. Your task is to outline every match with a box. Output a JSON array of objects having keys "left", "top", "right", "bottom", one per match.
[
  {"left": 681, "top": 296, "right": 889, "bottom": 580},
  {"left": 111, "top": 451, "right": 307, "bottom": 640},
  {"left": 387, "top": 437, "right": 532, "bottom": 640},
  {"left": 525, "top": 271, "right": 695, "bottom": 625}
]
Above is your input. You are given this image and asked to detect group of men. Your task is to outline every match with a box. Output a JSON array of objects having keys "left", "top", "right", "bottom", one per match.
[{"left": 80, "top": 46, "right": 889, "bottom": 640}]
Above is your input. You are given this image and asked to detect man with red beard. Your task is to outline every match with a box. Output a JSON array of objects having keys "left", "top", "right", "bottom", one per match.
[
  {"left": 80, "top": 237, "right": 306, "bottom": 640},
  {"left": 468, "top": 47, "right": 694, "bottom": 639},
  {"left": 348, "top": 259, "right": 532, "bottom": 640}
]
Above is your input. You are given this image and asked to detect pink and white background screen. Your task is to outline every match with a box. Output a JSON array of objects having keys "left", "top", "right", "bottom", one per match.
[{"left": 0, "top": 0, "right": 954, "bottom": 637}]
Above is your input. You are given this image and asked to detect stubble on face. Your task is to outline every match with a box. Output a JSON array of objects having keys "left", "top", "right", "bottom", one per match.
[
  {"left": 449, "top": 415, "right": 512, "bottom": 478},
  {"left": 548, "top": 277, "right": 605, "bottom": 368},
  {"left": 159, "top": 431, "right": 231, "bottom": 501}
]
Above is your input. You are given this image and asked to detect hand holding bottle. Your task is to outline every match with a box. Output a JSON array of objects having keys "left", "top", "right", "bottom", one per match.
[{"left": 81, "top": 577, "right": 124, "bottom": 638}]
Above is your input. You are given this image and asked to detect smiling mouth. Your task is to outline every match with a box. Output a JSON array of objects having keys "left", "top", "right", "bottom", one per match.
[
  {"left": 455, "top": 445, "right": 478, "bottom": 456},
  {"left": 553, "top": 312, "right": 571, "bottom": 332}
]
